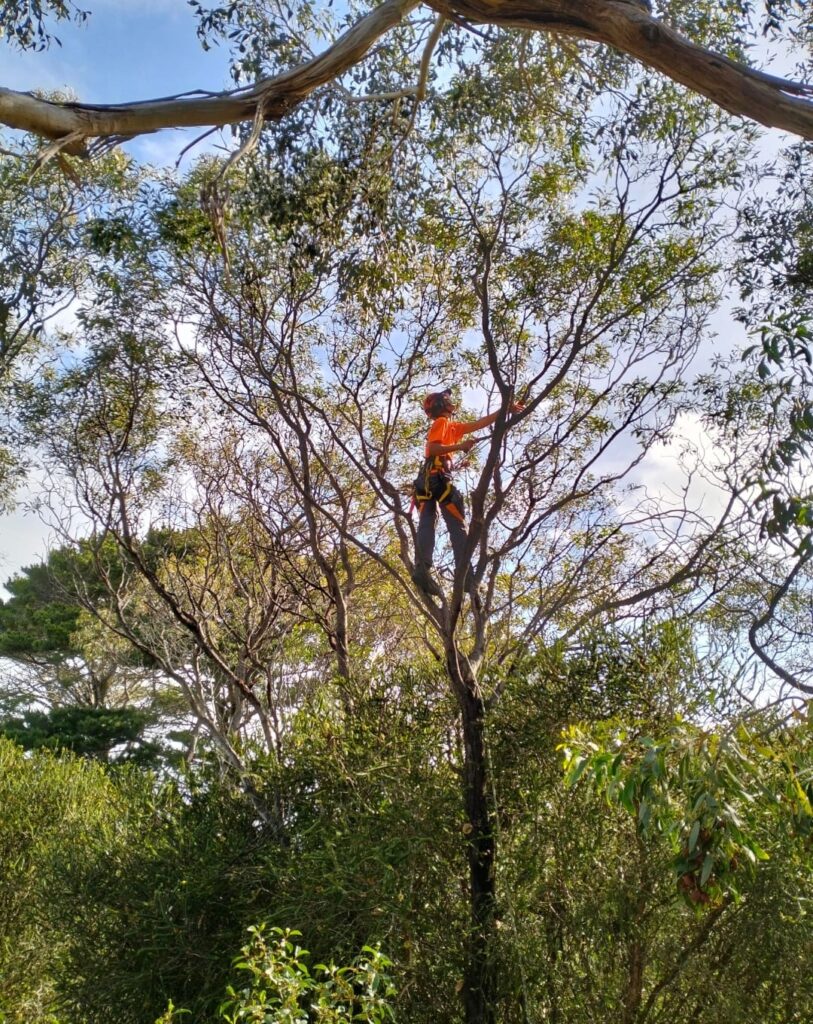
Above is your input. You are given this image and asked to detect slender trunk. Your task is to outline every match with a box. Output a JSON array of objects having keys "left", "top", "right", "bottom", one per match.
[
  {"left": 622, "top": 937, "right": 645, "bottom": 1024},
  {"left": 332, "top": 584, "right": 351, "bottom": 681},
  {"left": 448, "top": 649, "right": 498, "bottom": 1024}
]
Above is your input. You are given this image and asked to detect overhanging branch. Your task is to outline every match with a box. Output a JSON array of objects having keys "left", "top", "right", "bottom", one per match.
[
  {"left": 0, "top": 0, "right": 812, "bottom": 153},
  {"left": 433, "top": 0, "right": 813, "bottom": 137},
  {"left": 0, "top": 0, "right": 421, "bottom": 151}
]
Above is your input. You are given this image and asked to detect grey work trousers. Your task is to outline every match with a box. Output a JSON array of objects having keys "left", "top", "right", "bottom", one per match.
[{"left": 416, "top": 480, "right": 471, "bottom": 573}]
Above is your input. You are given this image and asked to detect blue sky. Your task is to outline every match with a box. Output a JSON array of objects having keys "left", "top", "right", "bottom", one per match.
[
  {"left": 2, "top": 0, "right": 234, "bottom": 165},
  {"left": 1, "top": 0, "right": 237, "bottom": 589}
]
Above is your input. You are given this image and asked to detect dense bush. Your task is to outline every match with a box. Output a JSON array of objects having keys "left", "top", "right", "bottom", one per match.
[{"left": 2, "top": 652, "right": 812, "bottom": 1024}]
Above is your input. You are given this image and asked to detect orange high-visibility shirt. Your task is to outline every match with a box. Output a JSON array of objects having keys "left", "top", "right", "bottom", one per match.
[{"left": 425, "top": 416, "right": 466, "bottom": 471}]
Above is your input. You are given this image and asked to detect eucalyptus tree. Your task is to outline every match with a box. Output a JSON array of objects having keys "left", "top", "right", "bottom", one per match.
[
  {"left": 27, "top": 73, "right": 795, "bottom": 1024},
  {"left": 15, "top": 0, "right": 813, "bottom": 1017},
  {"left": 0, "top": 142, "right": 145, "bottom": 379},
  {"left": 0, "top": 140, "right": 145, "bottom": 516},
  {"left": 32, "top": 340, "right": 332, "bottom": 790}
]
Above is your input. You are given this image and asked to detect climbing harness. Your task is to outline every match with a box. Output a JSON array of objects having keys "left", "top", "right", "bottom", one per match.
[
  {"left": 413, "top": 456, "right": 453, "bottom": 504},
  {"left": 410, "top": 454, "right": 470, "bottom": 522}
]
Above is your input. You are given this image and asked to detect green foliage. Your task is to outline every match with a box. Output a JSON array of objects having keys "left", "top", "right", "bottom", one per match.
[
  {"left": 744, "top": 314, "right": 813, "bottom": 552},
  {"left": 0, "top": 143, "right": 144, "bottom": 510},
  {"left": 0, "top": 0, "right": 87, "bottom": 52},
  {"left": 4, "top": 5, "right": 813, "bottom": 1022},
  {"left": 1, "top": 644, "right": 813, "bottom": 1024},
  {"left": 217, "top": 926, "right": 395, "bottom": 1024},
  {"left": 0, "top": 704, "right": 161, "bottom": 763},
  {"left": 0, "top": 671, "right": 463, "bottom": 1023},
  {"left": 252, "top": 675, "right": 465, "bottom": 1024},
  {"left": 732, "top": 142, "right": 813, "bottom": 555},
  {"left": 0, "top": 542, "right": 176, "bottom": 766},
  {"left": 48, "top": 773, "right": 262, "bottom": 1024},
  {"left": 0, "top": 737, "right": 123, "bottom": 1022},
  {"left": 0, "top": 553, "right": 84, "bottom": 660},
  {"left": 561, "top": 709, "right": 813, "bottom": 906}
]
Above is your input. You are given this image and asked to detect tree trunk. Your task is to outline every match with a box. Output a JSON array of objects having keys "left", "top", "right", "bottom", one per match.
[
  {"left": 447, "top": 647, "right": 498, "bottom": 1024},
  {"left": 331, "top": 581, "right": 351, "bottom": 681},
  {"left": 622, "top": 936, "right": 645, "bottom": 1024}
]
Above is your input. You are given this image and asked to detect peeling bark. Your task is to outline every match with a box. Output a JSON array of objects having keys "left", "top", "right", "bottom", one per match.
[
  {"left": 0, "top": 0, "right": 811, "bottom": 152},
  {"left": 0, "top": 0, "right": 420, "bottom": 149},
  {"left": 434, "top": 0, "right": 813, "bottom": 137}
]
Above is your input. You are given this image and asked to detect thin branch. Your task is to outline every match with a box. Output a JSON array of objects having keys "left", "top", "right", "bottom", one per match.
[{"left": 747, "top": 551, "right": 813, "bottom": 695}]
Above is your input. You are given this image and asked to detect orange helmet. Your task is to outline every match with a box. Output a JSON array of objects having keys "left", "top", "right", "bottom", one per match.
[{"left": 422, "top": 389, "right": 454, "bottom": 417}]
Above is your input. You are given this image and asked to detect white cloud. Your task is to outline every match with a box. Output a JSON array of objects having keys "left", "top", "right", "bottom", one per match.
[
  {"left": 631, "top": 411, "right": 731, "bottom": 522},
  {"left": 0, "top": 486, "right": 54, "bottom": 596}
]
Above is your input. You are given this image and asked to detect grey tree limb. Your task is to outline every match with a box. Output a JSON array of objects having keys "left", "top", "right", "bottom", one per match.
[{"left": 0, "top": 0, "right": 812, "bottom": 154}]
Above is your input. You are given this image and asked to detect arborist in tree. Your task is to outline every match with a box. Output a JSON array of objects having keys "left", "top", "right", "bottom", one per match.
[{"left": 411, "top": 388, "right": 523, "bottom": 599}]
